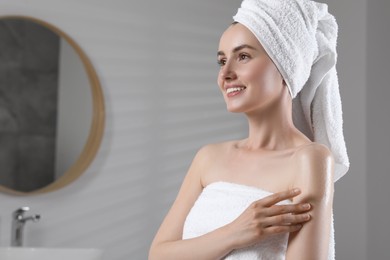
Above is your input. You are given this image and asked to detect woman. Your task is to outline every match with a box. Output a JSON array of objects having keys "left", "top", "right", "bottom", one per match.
[{"left": 149, "top": 0, "right": 349, "bottom": 259}]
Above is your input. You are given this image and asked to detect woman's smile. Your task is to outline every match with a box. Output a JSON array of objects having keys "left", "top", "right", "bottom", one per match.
[{"left": 226, "top": 85, "right": 247, "bottom": 97}]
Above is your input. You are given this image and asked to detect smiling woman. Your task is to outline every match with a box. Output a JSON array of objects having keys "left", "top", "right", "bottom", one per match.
[
  {"left": 0, "top": 16, "right": 105, "bottom": 195},
  {"left": 149, "top": 0, "right": 349, "bottom": 259}
]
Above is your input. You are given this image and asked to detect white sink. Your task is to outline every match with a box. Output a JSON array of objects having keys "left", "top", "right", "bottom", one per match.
[{"left": 0, "top": 247, "right": 103, "bottom": 260}]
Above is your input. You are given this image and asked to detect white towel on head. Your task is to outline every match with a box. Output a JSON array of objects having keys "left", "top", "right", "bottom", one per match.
[{"left": 233, "top": 0, "right": 349, "bottom": 181}]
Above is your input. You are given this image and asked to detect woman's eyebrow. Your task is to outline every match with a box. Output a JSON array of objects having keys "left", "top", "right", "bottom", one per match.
[{"left": 217, "top": 44, "right": 257, "bottom": 56}]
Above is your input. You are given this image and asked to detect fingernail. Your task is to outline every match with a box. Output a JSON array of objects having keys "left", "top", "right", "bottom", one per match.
[
  {"left": 303, "top": 214, "right": 311, "bottom": 220},
  {"left": 302, "top": 203, "right": 311, "bottom": 209}
]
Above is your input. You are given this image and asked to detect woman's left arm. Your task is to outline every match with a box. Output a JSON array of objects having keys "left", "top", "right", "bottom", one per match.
[{"left": 286, "top": 143, "right": 335, "bottom": 260}]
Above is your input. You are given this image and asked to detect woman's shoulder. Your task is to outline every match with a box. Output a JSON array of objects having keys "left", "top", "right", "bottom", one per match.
[
  {"left": 293, "top": 142, "right": 334, "bottom": 162},
  {"left": 196, "top": 140, "right": 237, "bottom": 156},
  {"left": 192, "top": 141, "right": 237, "bottom": 172},
  {"left": 193, "top": 141, "right": 236, "bottom": 186},
  {"left": 292, "top": 142, "right": 335, "bottom": 187}
]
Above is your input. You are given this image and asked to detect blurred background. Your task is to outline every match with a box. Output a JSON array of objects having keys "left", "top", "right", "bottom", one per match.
[{"left": 0, "top": 0, "right": 388, "bottom": 259}]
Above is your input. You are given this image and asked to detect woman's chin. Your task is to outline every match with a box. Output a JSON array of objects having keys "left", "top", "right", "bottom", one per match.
[{"left": 226, "top": 105, "right": 246, "bottom": 113}]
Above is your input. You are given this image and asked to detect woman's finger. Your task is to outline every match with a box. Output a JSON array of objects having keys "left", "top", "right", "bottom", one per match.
[
  {"left": 266, "top": 203, "right": 311, "bottom": 217},
  {"left": 263, "top": 213, "right": 311, "bottom": 227},
  {"left": 263, "top": 224, "right": 303, "bottom": 235},
  {"left": 260, "top": 188, "right": 301, "bottom": 207}
]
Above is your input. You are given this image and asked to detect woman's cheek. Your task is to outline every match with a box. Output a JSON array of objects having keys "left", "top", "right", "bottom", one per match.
[{"left": 217, "top": 74, "right": 224, "bottom": 91}]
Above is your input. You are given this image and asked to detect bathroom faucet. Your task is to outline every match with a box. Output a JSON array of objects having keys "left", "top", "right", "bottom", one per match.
[{"left": 11, "top": 207, "right": 40, "bottom": 247}]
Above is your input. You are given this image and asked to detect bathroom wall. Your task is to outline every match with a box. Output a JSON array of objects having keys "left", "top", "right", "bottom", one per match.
[
  {"left": 367, "top": 0, "right": 390, "bottom": 259},
  {"left": 0, "top": 0, "right": 370, "bottom": 259}
]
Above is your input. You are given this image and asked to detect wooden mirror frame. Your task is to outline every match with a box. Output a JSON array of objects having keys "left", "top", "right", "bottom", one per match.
[{"left": 0, "top": 15, "right": 105, "bottom": 195}]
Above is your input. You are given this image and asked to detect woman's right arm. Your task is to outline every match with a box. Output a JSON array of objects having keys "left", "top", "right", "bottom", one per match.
[
  {"left": 149, "top": 145, "right": 311, "bottom": 260},
  {"left": 149, "top": 145, "right": 235, "bottom": 260}
]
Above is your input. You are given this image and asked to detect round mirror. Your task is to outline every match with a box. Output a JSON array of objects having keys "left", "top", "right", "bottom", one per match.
[{"left": 0, "top": 16, "right": 105, "bottom": 195}]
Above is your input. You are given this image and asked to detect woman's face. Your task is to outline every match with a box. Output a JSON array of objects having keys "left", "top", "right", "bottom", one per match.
[{"left": 217, "top": 23, "right": 285, "bottom": 114}]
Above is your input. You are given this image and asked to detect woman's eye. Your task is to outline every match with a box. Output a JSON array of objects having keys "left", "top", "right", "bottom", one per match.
[
  {"left": 239, "top": 53, "right": 250, "bottom": 61},
  {"left": 217, "top": 59, "right": 226, "bottom": 66}
]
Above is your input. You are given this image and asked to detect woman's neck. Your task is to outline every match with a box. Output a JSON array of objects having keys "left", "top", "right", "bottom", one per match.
[{"left": 241, "top": 93, "right": 309, "bottom": 151}]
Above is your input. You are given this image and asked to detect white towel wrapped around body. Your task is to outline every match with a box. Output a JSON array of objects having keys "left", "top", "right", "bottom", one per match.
[
  {"left": 233, "top": 0, "right": 349, "bottom": 181},
  {"left": 182, "top": 182, "right": 335, "bottom": 260}
]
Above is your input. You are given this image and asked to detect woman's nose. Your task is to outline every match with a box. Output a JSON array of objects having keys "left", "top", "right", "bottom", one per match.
[{"left": 220, "top": 62, "right": 237, "bottom": 81}]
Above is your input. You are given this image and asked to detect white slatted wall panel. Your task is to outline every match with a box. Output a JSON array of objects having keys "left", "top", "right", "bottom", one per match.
[{"left": 0, "top": 0, "right": 244, "bottom": 259}]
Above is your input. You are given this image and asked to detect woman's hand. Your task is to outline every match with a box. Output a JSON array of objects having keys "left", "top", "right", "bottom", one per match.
[{"left": 225, "top": 188, "right": 311, "bottom": 250}]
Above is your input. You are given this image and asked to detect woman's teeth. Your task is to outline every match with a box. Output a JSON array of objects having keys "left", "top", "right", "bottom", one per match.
[{"left": 226, "top": 87, "right": 246, "bottom": 94}]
